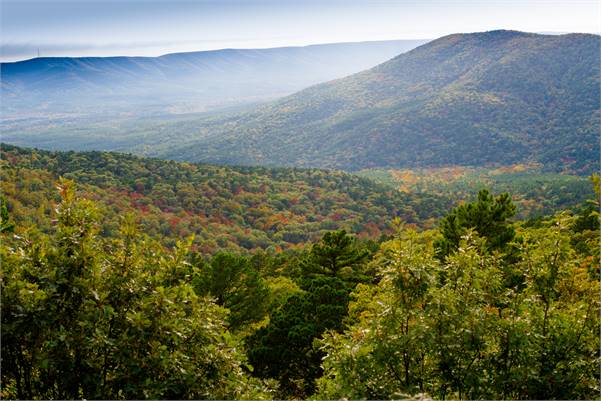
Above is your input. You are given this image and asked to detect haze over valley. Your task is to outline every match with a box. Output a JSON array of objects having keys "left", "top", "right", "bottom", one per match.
[{"left": 1, "top": 40, "right": 426, "bottom": 116}]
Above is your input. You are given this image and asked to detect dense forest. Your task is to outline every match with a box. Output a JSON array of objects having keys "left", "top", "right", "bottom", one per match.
[
  {"left": 2, "top": 143, "right": 599, "bottom": 399},
  {"left": 1, "top": 144, "right": 452, "bottom": 253},
  {"left": 1, "top": 145, "right": 590, "bottom": 253},
  {"left": 359, "top": 165, "right": 594, "bottom": 218}
]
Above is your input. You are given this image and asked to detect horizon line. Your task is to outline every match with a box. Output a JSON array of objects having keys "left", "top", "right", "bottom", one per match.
[{"left": 2, "top": 29, "right": 599, "bottom": 63}]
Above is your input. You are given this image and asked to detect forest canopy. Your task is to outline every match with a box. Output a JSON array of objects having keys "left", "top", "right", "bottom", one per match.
[
  {"left": 0, "top": 144, "right": 452, "bottom": 254},
  {"left": 2, "top": 169, "right": 598, "bottom": 399}
]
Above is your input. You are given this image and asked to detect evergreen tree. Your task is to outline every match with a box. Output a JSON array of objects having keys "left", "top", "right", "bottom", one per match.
[
  {"left": 302, "top": 229, "right": 369, "bottom": 281},
  {"left": 193, "top": 252, "right": 269, "bottom": 331},
  {"left": 0, "top": 196, "right": 15, "bottom": 233},
  {"left": 247, "top": 276, "right": 350, "bottom": 398},
  {"left": 246, "top": 230, "right": 369, "bottom": 398},
  {"left": 435, "top": 189, "right": 516, "bottom": 259}
]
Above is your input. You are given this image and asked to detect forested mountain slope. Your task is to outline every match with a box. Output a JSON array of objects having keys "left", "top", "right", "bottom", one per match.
[
  {"left": 358, "top": 164, "right": 594, "bottom": 218},
  {"left": 158, "top": 30, "right": 600, "bottom": 174},
  {"left": 0, "top": 144, "right": 449, "bottom": 253}
]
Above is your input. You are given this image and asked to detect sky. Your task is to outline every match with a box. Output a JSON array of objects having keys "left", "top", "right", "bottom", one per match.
[{"left": 1, "top": 0, "right": 600, "bottom": 61}]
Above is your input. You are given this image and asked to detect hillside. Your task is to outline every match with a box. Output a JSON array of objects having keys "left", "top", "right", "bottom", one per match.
[
  {"left": 0, "top": 144, "right": 449, "bottom": 253},
  {"left": 358, "top": 164, "right": 594, "bottom": 218},
  {"left": 153, "top": 30, "right": 600, "bottom": 174},
  {"left": 1, "top": 39, "right": 426, "bottom": 118}
]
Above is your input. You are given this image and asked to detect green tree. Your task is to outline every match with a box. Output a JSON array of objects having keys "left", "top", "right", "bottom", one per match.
[
  {"left": 0, "top": 196, "right": 15, "bottom": 233},
  {"left": 193, "top": 252, "right": 269, "bottom": 331},
  {"left": 317, "top": 216, "right": 599, "bottom": 400},
  {"left": 247, "top": 276, "right": 350, "bottom": 398},
  {"left": 2, "top": 179, "right": 106, "bottom": 398},
  {"left": 515, "top": 217, "right": 600, "bottom": 398},
  {"left": 570, "top": 174, "right": 601, "bottom": 261},
  {"left": 1, "top": 179, "right": 269, "bottom": 399},
  {"left": 302, "top": 229, "right": 369, "bottom": 281},
  {"left": 435, "top": 189, "right": 516, "bottom": 259},
  {"left": 317, "top": 229, "right": 439, "bottom": 399},
  {"left": 245, "top": 230, "right": 369, "bottom": 397}
]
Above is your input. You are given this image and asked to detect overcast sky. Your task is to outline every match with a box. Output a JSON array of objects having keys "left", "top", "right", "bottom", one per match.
[{"left": 1, "top": 0, "right": 599, "bottom": 61}]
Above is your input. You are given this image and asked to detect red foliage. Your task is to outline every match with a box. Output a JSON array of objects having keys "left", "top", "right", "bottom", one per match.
[
  {"left": 169, "top": 216, "right": 182, "bottom": 228},
  {"left": 129, "top": 192, "right": 145, "bottom": 200}
]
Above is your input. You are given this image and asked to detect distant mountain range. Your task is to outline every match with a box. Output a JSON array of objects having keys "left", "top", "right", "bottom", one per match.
[
  {"left": 0, "top": 40, "right": 427, "bottom": 117},
  {"left": 2, "top": 31, "right": 599, "bottom": 175},
  {"left": 154, "top": 30, "right": 599, "bottom": 174}
]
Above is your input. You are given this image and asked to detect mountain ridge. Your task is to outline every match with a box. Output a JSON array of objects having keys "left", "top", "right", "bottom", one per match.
[
  {"left": 4, "top": 39, "right": 431, "bottom": 63},
  {"left": 156, "top": 30, "right": 599, "bottom": 174},
  {"left": 0, "top": 39, "right": 428, "bottom": 116}
]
